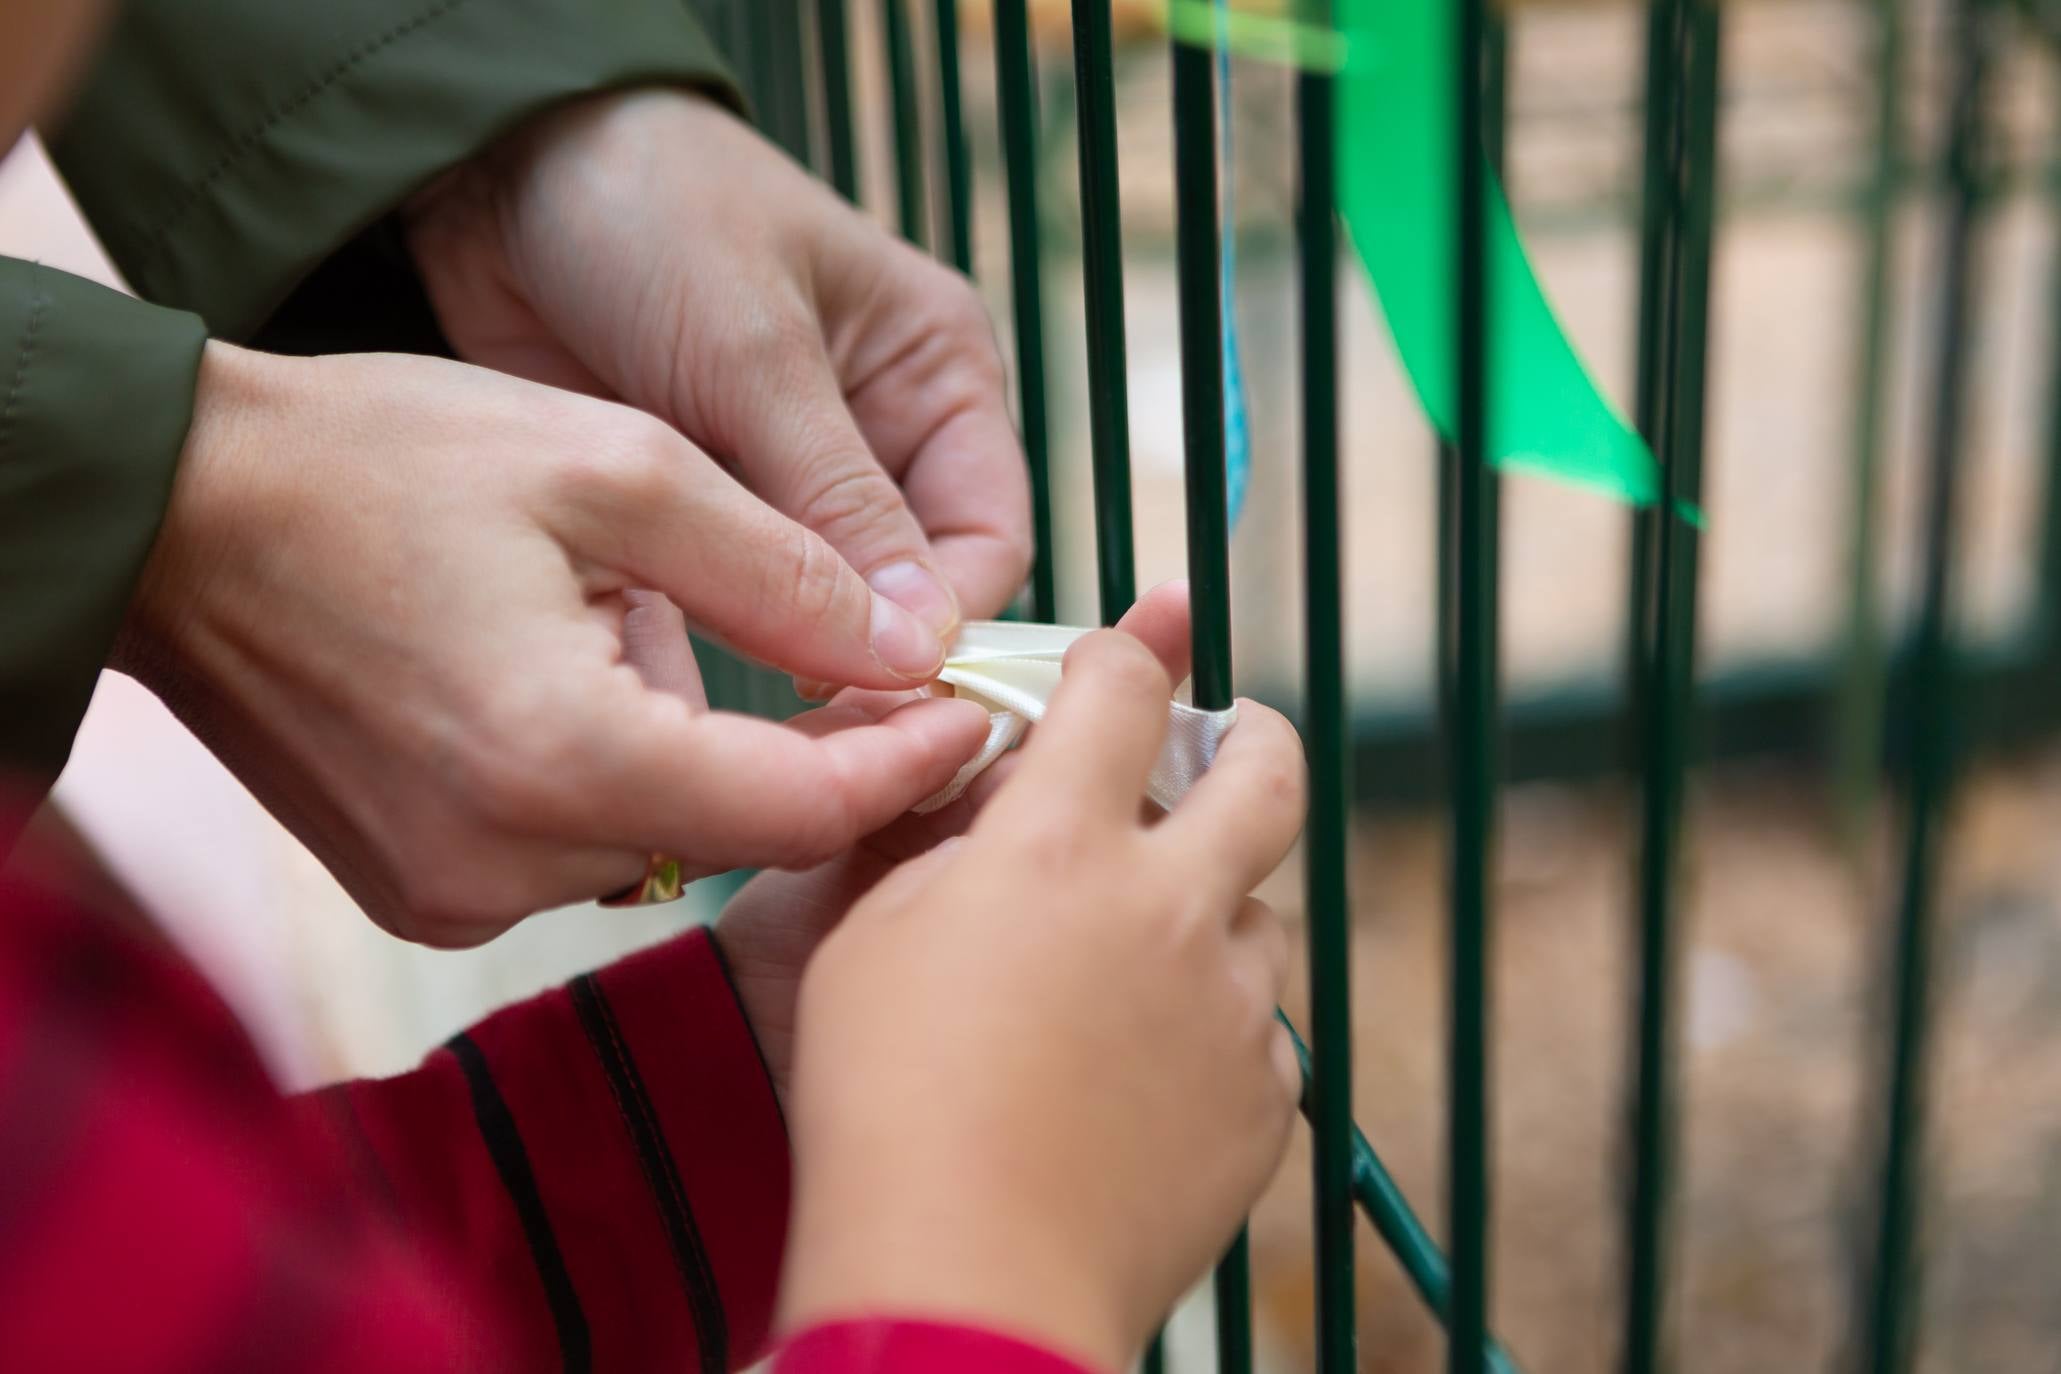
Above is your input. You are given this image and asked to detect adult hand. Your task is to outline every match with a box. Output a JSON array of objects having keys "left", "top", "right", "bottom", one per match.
[
  {"left": 405, "top": 89, "right": 1032, "bottom": 659},
  {"left": 117, "top": 343, "right": 990, "bottom": 947},
  {"left": 777, "top": 630, "right": 1308, "bottom": 1372},
  {"left": 715, "top": 581, "right": 1196, "bottom": 1092}
]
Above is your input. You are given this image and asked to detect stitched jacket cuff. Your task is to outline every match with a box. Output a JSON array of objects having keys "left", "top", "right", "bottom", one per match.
[
  {"left": 0, "top": 259, "right": 203, "bottom": 829},
  {"left": 45, "top": 0, "right": 740, "bottom": 341}
]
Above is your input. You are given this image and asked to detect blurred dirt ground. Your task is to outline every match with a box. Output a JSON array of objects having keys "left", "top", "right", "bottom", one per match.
[{"left": 1240, "top": 748, "right": 2061, "bottom": 1373}]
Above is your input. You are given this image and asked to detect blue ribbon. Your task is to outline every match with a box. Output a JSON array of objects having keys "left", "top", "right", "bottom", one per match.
[{"left": 1216, "top": 0, "right": 1253, "bottom": 529}]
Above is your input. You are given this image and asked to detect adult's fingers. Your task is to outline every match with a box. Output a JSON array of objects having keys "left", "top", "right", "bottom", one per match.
[
  {"left": 826, "top": 234, "right": 1032, "bottom": 620},
  {"left": 618, "top": 589, "right": 706, "bottom": 707},
  {"left": 860, "top": 392, "right": 1033, "bottom": 620},
  {"left": 712, "top": 343, "right": 965, "bottom": 639},
  {"left": 1155, "top": 700, "right": 1307, "bottom": 901},
  {"left": 553, "top": 412, "right": 947, "bottom": 689},
  {"left": 578, "top": 691, "right": 991, "bottom": 870},
  {"left": 990, "top": 630, "right": 1173, "bottom": 829}
]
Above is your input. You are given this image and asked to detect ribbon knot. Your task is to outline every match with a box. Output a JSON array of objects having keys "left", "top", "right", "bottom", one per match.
[{"left": 914, "top": 622, "right": 1240, "bottom": 814}]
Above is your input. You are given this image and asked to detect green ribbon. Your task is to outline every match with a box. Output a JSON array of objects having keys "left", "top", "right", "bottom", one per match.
[
  {"left": 1165, "top": 0, "right": 1662, "bottom": 508},
  {"left": 1337, "top": 0, "right": 1658, "bottom": 505}
]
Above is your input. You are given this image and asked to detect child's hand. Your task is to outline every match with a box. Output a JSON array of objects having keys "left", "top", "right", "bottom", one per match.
[
  {"left": 777, "top": 628, "right": 1307, "bottom": 1372},
  {"left": 715, "top": 582, "right": 1197, "bottom": 1093}
]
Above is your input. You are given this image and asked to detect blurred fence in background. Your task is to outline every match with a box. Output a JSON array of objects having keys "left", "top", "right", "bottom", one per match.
[{"left": 704, "top": 1, "right": 2061, "bottom": 1371}]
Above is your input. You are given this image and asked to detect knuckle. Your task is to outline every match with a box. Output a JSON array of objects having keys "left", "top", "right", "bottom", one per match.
[
  {"left": 889, "top": 269, "right": 1007, "bottom": 400},
  {"left": 773, "top": 525, "right": 856, "bottom": 634},
  {"left": 1011, "top": 813, "right": 1094, "bottom": 877},
  {"left": 938, "top": 277, "right": 1003, "bottom": 364},
  {"left": 1235, "top": 714, "right": 1310, "bottom": 812},
  {"left": 792, "top": 459, "right": 911, "bottom": 553},
  {"left": 759, "top": 751, "right": 866, "bottom": 869},
  {"left": 734, "top": 299, "right": 821, "bottom": 369},
  {"left": 1254, "top": 752, "right": 1308, "bottom": 813},
  {"left": 1000, "top": 517, "right": 1035, "bottom": 581},
  {"left": 567, "top": 409, "right": 681, "bottom": 509}
]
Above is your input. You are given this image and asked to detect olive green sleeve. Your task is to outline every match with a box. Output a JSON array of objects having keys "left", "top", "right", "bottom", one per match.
[
  {"left": 44, "top": 0, "right": 741, "bottom": 342},
  {"left": 0, "top": 258, "right": 205, "bottom": 812}
]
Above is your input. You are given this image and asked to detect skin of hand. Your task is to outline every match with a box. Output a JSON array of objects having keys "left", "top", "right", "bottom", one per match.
[
  {"left": 775, "top": 630, "right": 1309, "bottom": 1372},
  {"left": 404, "top": 88, "right": 1033, "bottom": 676},
  {"left": 1, "top": 0, "right": 110, "bottom": 145},
  {"left": 115, "top": 342, "right": 993, "bottom": 947},
  {"left": 715, "top": 580, "right": 1197, "bottom": 1092}
]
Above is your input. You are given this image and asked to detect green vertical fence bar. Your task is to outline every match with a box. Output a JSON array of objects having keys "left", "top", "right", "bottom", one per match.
[
  {"left": 1071, "top": 2, "right": 1141, "bottom": 1361},
  {"left": 1436, "top": 11, "right": 1508, "bottom": 773},
  {"left": 1071, "top": 0, "right": 1137, "bottom": 620},
  {"left": 933, "top": 0, "right": 974, "bottom": 271},
  {"left": 1864, "top": 1, "right": 1988, "bottom": 1370},
  {"left": 2042, "top": 68, "right": 2061, "bottom": 649},
  {"left": 816, "top": 0, "right": 861, "bottom": 200},
  {"left": 1622, "top": 0, "right": 1722, "bottom": 1369},
  {"left": 1625, "top": 0, "right": 1676, "bottom": 743},
  {"left": 1447, "top": 0, "right": 1498, "bottom": 1368},
  {"left": 1170, "top": 16, "right": 1243, "bottom": 1372},
  {"left": 883, "top": 0, "right": 929, "bottom": 247},
  {"left": 1296, "top": 0, "right": 1356, "bottom": 1368},
  {"left": 993, "top": 0, "right": 1057, "bottom": 620},
  {"left": 1834, "top": 0, "right": 1905, "bottom": 845}
]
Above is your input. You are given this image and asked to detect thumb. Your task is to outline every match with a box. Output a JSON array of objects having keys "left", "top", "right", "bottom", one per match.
[
  {"left": 558, "top": 417, "right": 947, "bottom": 689},
  {"left": 709, "top": 344, "right": 960, "bottom": 640}
]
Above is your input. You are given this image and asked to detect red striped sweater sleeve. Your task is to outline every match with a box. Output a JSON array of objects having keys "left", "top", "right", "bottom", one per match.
[
  {"left": 0, "top": 839, "right": 1099, "bottom": 1374},
  {"left": 299, "top": 928, "right": 792, "bottom": 1374},
  {"left": 774, "top": 1320, "right": 1100, "bottom": 1374}
]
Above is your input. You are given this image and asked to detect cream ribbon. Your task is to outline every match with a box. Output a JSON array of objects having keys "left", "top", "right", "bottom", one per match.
[{"left": 914, "top": 621, "right": 1240, "bottom": 814}]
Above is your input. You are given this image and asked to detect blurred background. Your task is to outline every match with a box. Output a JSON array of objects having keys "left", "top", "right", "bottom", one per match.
[{"left": 9, "top": 0, "right": 2061, "bottom": 1369}]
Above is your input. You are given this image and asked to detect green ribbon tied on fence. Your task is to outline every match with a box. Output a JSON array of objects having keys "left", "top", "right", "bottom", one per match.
[
  {"left": 1336, "top": 0, "right": 1657, "bottom": 505},
  {"left": 1167, "top": 0, "right": 1662, "bottom": 508}
]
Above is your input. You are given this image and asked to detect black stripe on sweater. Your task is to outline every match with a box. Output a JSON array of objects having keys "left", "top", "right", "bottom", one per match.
[
  {"left": 445, "top": 1031, "right": 591, "bottom": 1374},
  {"left": 570, "top": 973, "right": 727, "bottom": 1373}
]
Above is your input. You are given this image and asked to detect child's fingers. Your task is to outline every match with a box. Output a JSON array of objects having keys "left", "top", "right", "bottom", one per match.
[
  {"left": 993, "top": 631, "right": 1174, "bottom": 827},
  {"left": 1111, "top": 580, "right": 1193, "bottom": 685},
  {"left": 1154, "top": 700, "right": 1307, "bottom": 902},
  {"left": 1227, "top": 897, "right": 1290, "bottom": 1005}
]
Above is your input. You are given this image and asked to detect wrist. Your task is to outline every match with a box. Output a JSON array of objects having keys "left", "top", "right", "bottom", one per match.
[
  {"left": 114, "top": 341, "right": 280, "bottom": 685},
  {"left": 402, "top": 86, "right": 727, "bottom": 241},
  {"left": 779, "top": 1159, "right": 1133, "bottom": 1374}
]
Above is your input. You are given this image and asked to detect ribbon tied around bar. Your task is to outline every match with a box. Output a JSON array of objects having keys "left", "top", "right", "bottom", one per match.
[{"left": 914, "top": 622, "right": 1241, "bottom": 814}]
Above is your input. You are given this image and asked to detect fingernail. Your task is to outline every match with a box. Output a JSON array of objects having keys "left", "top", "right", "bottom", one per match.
[
  {"left": 867, "top": 560, "right": 960, "bottom": 638},
  {"left": 793, "top": 677, "right": 839, "bottom": 702},
  {"left": 870, "top": 595, "right": 947, "bottom": 681}
]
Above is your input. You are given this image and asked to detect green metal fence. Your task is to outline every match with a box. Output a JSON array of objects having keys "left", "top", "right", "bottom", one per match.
[{"left": 700, "top": 0, "right": 2061, "bottom": 1369}]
